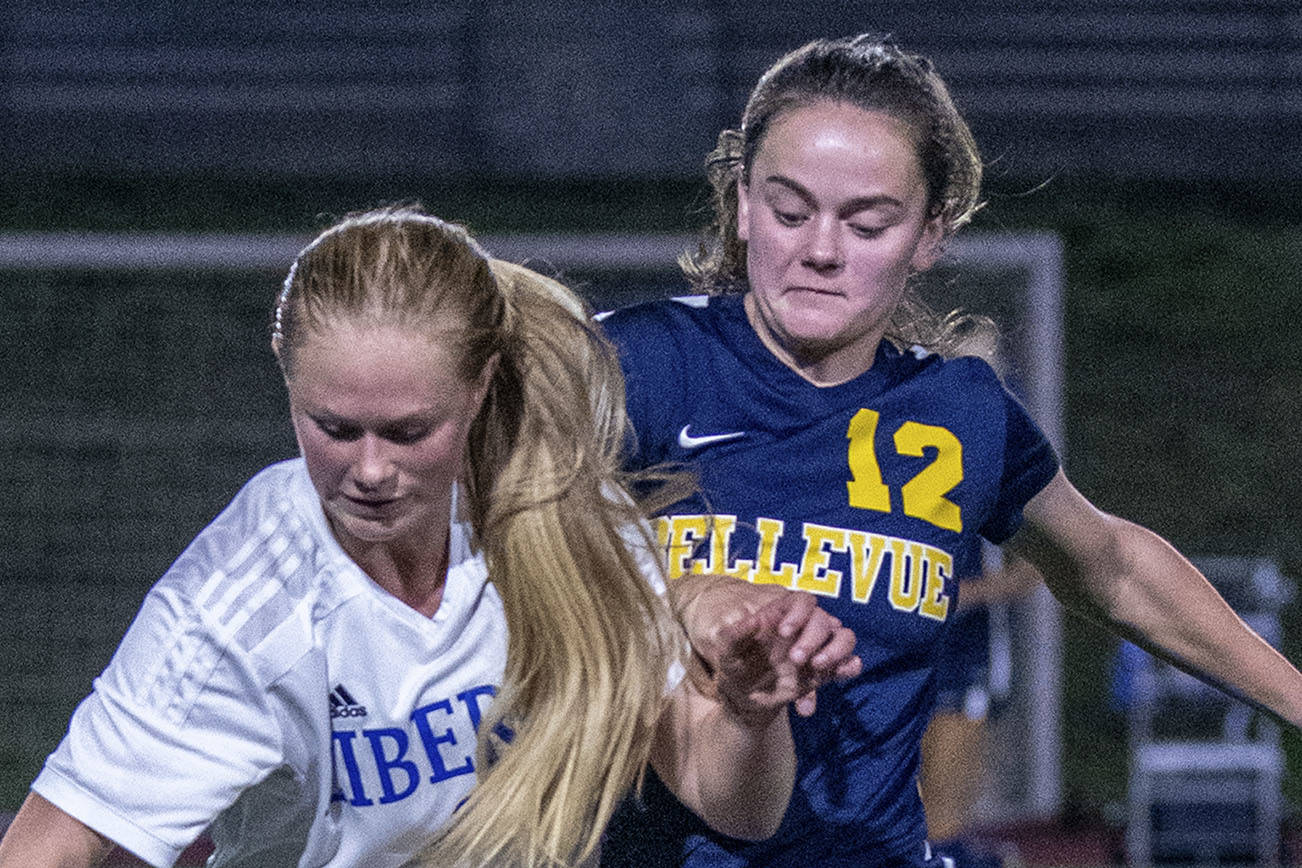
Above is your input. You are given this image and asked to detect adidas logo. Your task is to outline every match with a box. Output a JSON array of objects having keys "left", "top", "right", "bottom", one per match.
[{"left": 329, "top": 684, "right": 368, "bottom": 719}]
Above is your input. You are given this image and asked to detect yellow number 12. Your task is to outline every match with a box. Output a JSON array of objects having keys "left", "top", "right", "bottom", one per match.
[{"left": 845, "top": 408, "right": 964, "bottom": 532}]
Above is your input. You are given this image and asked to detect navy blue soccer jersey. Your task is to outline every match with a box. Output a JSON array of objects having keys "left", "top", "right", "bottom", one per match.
[{"left": 600, "top": 294, "right": 1058, "bottom": 866}]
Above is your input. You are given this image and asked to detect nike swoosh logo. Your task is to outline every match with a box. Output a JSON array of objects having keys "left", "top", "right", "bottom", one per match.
[{"left": 678, "top": 425, "right": 746, "bottom": 449}]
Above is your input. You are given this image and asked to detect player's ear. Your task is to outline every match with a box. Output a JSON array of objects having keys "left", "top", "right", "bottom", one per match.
[
  {"left": 271, "top": 334, "right": 291, "bottom": 382},
  {"left": 736, "top": 180, "right": 751, "bottom": 243},
  {"left": 910, "top": 214, "right": 944, "bottom": 273},
  {"left": 470, "top": 353, "right": 498, "bottom": 414}
]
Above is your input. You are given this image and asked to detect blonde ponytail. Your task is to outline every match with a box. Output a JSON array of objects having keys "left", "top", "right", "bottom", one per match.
[{"left": 422, "top": 262, "right": 682, "bottom": 866}]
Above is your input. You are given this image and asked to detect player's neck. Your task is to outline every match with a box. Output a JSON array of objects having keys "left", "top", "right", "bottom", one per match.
[
  {"left": 337, "top": 522, "right": 452, "bottom": 617},
  {"left": 743, "top": 294, "right": 882, "bottom": 386}
]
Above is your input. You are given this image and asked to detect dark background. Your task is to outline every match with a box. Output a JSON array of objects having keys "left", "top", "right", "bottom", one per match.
[{"left": 3, "top": 0, "right": 1301, "bottom": 834}]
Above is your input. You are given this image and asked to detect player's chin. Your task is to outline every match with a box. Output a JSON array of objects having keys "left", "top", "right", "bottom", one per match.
[
  {"left": 778, "top": 322, "right": 851, "bottom": 356},
  {"left": 328, "top": 507, "right": 406, "bottom": 545},
  {"left": 775, "top": 302, "right": 853, "bottom": 337}
]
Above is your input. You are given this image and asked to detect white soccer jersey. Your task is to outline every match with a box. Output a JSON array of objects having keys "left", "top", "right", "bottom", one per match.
[{"left": 33, "top": 459, "right": 507, "bottom": 868}]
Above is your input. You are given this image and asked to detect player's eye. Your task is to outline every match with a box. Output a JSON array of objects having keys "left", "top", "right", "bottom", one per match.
[
  {"left": 849, "top": 223, "right": 886, "bottom": 239},
  {"left": 314, "top": 418, "right": 362, "bottom": 441},
  {"left": 774, "top": 209, "right": 809, "bottom": 227},
  {"left": 381, "top": 425, "right": 431, "bottom": 445}
]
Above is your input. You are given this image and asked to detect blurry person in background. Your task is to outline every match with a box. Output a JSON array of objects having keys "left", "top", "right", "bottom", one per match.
[{"left": 920, "top": 557, "right": 1042, "bottom": 867}]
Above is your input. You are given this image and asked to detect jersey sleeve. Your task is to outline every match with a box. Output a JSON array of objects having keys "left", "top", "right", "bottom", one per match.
[
  {"left": 598, "top": 303, "right": 691, "bottom": 470},
  {"left": 980, "top": 384, "right": 1060, "bottom": 544},
  {"left": 32, "top": 581, "right": 288, "bottom": 867},
  {"left": 611, "top": 499, "right": 688, "bottom": 694}
]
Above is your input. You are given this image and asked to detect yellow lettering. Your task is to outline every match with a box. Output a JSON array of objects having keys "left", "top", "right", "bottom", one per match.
[
  {"left": 660, "top": 513, "right": 953, "bottom": 620},
  {"left": 887, "top": 541, "right": 925, "bottom": 612},
  {"left": 664, "top": 515, "right": 709, "bottom": 579},
  {"left": 751, "top": 517, "right": 797, "bottom": 587},
  {"left": 847, "top": 530, "right": 889, "bottom": 604},
  {"left": 918, "top": 549, "right": 953, "bottom": 621},
  {"left": 796, "top": 523, "right": 847, "bottom": 597},
  {"left": 689, "top": 515, "right": 751, "bottom": 579}
]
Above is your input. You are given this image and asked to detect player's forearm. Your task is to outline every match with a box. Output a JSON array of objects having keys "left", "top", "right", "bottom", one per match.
[
  {"left": 1094, "top": 518, "right": 1302, "bottom": 727},
  {"left": 679, "top": 697, "right": 795, "bottom": 840},
  {"left": 0, "top": 793, "right": 116, "bottom": 868},
  {"left": 659, "top": 576, "right": 854, "bottom": 836},
  {"left": 1015, "top": 473, "right": 1302, "bottom": 728},
  {"left": 1027, "top": 509, "right": 1302, "bottom": 728}
]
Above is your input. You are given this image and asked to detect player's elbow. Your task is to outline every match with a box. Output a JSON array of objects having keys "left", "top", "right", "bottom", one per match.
[
  {"left": 697, "top": 769, "right": 793, "bottom": 841},
  {"left": 704, "top": 803, "right": 787, "bottom": 842}
]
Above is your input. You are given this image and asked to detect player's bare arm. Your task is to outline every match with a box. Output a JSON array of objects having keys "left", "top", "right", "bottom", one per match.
[
  {"left": 1007, "top": 469, "right": 1302, "bottom": 728},
  {"left": 0, "top": 793, "right": 116, "bottom": 868},
  {"left": 651, "top": 590, "right": 862, "bottom": 839}
]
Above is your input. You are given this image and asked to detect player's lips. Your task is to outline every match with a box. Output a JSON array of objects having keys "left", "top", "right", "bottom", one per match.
[
  {"left": 785, "top": 285, "right": 844, "bottom": 298},
  {"left": 343, "top": 494, "right": 399, "bottom": 512}
]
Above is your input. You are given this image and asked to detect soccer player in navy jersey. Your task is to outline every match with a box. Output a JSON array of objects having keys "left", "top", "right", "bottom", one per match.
[{"left": 599, "top": 34, "right": 1302, "bottom": 868}]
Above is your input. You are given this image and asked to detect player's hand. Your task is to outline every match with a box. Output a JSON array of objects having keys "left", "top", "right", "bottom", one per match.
[{"left": 674, "top": 576, "right": 861, "bottom": 721}]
